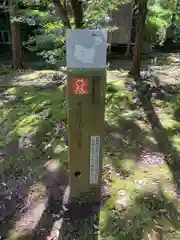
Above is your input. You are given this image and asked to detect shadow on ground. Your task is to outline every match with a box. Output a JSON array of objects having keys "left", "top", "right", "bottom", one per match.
[
  {"left": 134, "top": 80, "right": 180, "bottom": 181},
  {"left": 101, "top": 186, "right": 180, "bottom": 240},
  {"left": 0, "top": 82, "right": 69, "bottom": 239}
]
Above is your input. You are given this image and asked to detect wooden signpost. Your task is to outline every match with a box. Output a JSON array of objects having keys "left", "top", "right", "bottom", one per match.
[{"left": 66, "top": 29, "right": 107, "bottom": 204}]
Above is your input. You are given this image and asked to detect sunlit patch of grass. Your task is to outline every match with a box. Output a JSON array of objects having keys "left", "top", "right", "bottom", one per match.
[
  {"left": 16, "top": 70, "right": 55, "bottom": 80},
  {"left": 53, "top": 142, "right": 67, "bottom": 155},
  {"left": 134, "top": 119, "right": 151, "bottom": 132},
  {"left": 5, "top": 87, "right": 17, "bottom": 94},
  {"left": 119, "top": 159, "right": 136, "bottom": 174},
  {"left": 145, "top": 135, "right": 158, "bottom": 145},
  {"left": 99, "top": 159, "right": 178, "bottom": 239},
  {"left": 161, "top": 116, "right": 180, "bottom": 130},
  {"left": 6, "top": 231, "right": 29, "bottom": 240},
  {"left": 107, "top": 77, "right": 126, "bottom": 89},
  {"left": 171, "top": 135, "right": 180, "bottom": 151},
  {"left": 105, "top": 91, "right": 134, "bottom": 125},
  {"left": 154, "top": 94, "right": 180, "bottom": 120},
  {"left": 154, "top": 97, "right": 180, "bottom": 152},
  {"left": 0, "top": 84, "right": 68, "bottom": 178},
  {"left": 110, "top": 164, "right": 172, "bottom": 196},
  {"left": 15, "top": 115, "right": 41, "bottom": 136}
]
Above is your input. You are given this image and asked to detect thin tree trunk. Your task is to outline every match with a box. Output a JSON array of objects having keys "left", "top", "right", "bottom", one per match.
[
  {"left": 70, "top": 0, "right": 84, "bottom": 28},
  {"left": 52, "top": 0, "right": 71, "bottom": 28},
  {"left": 130, "top": 0, "right": 148, "bottom": 79},
  {"left": 8, "top": 0, "right": 22, "bottom": 69}
]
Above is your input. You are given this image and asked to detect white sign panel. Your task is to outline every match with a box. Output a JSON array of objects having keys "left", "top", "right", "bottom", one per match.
[
  {"left": 66, "top": 29, "right": 107, "bottom": 69},
  {"left": 89, "top": 136, "right": 100, "bottom": 184}
]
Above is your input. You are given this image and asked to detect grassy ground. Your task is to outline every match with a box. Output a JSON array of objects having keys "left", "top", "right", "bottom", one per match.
[
  {"left": 0, "top": 70, "right": 68, "bottom": 239},
  {"left": 101, "top": 75, "right": 180, "bottom": 240},
  {"left": 0, "top": 52, "right": 180, "bottom": 239},
  {"left": 0, "top": 84, "right": 67, "bottom": 177}
]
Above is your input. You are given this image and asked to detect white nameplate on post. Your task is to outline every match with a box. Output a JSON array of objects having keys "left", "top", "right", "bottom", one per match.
[{"left": 89, "top": 136, "right": 100, "bottom": 184}]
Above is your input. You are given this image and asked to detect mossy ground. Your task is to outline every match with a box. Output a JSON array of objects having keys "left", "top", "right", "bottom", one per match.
[
  {"left": 0, "top": 84, "right": 67, "bottom": 179},
  {"left": 0, "top": 53, "right": 180, "bottom": 239}
]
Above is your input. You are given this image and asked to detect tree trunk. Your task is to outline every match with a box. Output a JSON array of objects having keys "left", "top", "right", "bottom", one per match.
[
  {"left": 130, "top": 0, "right": 148, "bottom": 79},
  {"left": 8, "top": 0, "right": 22, "bottom": 69},
  {"left": 70, "top": 0, "right": 84, "bottom": 28},
  {"left": 52, "top": 0, "right": 71, "bottom": 28}
]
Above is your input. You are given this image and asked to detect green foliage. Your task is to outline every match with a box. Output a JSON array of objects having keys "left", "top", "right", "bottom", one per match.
[
  {"left": 83, "top": 0, "right": 129, "bottom": 28},
  {"left": 144, "top": 0, "right": 178, "bottom": 43},
  {"left": 145, "top": 16, "right": 168, "bottom": 43},
  {"left": 20, "top": 0, "right": 130, "bottom": 65}
]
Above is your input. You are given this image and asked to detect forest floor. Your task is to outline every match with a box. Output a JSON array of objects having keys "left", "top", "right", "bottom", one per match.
[{"left": 0, "top": 52, "right": 179, "bottom": 239}]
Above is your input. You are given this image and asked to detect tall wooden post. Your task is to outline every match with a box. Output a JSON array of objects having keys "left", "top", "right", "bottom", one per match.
[{"left": 66, "top": 29, "right": 107, "bottom": 204}]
